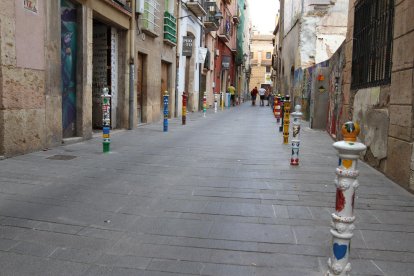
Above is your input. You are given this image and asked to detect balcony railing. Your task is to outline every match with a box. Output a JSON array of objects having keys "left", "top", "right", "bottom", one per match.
[
  {"left": 203, "top": 1, "right": 220, "bottom": 31},
  {"left": 186, "top": 0, "right": 207, "bottom": 17},
  {"left": 163, "top": 11, "right": 177, "bottom": 46},
  {"left": 218, "top": 18, "right": 231, "bottom": 42}
]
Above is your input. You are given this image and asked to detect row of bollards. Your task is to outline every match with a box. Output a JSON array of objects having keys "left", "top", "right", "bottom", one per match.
[{"left": 273, "top": 95, "right": 366, "bottom": 275}]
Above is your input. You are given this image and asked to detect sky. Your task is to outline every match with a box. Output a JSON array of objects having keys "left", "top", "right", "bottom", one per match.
[{"left": 248, "top": 0, "right": 280, "bottom": 34}]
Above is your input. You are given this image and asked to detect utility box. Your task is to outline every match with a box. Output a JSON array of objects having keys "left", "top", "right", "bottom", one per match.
[{"left": 136, "top": 0, "right": 144, "bottom": 14}]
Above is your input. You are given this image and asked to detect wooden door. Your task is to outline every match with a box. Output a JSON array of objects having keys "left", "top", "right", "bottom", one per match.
[
  {"left": 161, "top": 62, "right": 168, "bottom": 113},
  {"left": 137, "top": 53, "right": 144, "bottom": 123}
]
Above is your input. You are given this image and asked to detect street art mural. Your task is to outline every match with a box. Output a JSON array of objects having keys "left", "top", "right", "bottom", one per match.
[
  {"left": 61, "top": 0, "right": 77, "bottom": 138},
  {"left": 292, "top": 67, "right": 313, "bottom": 121},
  {"left": 327, "top": 44, "right": 345, "bottom": 139}
]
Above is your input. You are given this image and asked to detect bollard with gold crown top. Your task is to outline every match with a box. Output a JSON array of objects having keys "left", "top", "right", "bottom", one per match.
[{"left": 326, "top": 122, "right": 367, "bottom": 276}]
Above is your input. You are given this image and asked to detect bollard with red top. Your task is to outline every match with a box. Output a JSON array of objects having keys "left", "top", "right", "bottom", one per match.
[
  {"left": 326, "top": 122, "right": 366, "bottom": 276},
  {"left": 182, "top": 92, "right": 187, "bottom": 125},
  {"left": 203, "top": 91, "right": 207, "bottom": 117},
  {"left": 274, "top": 94, "right": 282, "bottom": 122},
  {"left": 282, "top": 95, "right": 291, "bottom": 144}
]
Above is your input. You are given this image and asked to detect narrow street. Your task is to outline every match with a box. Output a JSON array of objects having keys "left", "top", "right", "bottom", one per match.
[{"left": 0, "top": 104, "right": 413, "bottom": 276}]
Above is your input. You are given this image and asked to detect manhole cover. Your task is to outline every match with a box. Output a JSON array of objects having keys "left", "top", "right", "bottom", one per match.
[{"left": 46, "top": 154, "right": 77, "bottom": 160}]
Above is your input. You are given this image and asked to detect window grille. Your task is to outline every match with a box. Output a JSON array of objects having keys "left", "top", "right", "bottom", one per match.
[{"left": 351, "top": 0, "right": 394, "bottom": 89}]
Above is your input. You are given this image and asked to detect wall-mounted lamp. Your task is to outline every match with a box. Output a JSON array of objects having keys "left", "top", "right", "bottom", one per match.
[{"left": 214, "top": 11, "right": 223, "bottom": 21}]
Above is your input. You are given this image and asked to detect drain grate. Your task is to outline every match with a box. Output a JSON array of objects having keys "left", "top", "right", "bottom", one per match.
[{"left": 46, "top": 154, "right": 77, "bottom": 160}]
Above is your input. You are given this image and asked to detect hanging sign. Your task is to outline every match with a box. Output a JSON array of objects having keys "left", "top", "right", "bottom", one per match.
[
  {"left": 182, "top": 36, "right": 193, "bottom": 56},
  {"left": 222, "top": 55, "right": 230, "bottom": 69},
  {"left": 197, "top": 47, "right": 208, "bottom": 63}
]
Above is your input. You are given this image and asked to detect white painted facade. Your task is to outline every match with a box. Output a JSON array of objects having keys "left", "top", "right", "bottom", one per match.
[
  {"left": 177, "top": 6, "right": 202, "bottom": 114},
  {"left": 283, "top": 0, "right": 349, "bottom": 69}
]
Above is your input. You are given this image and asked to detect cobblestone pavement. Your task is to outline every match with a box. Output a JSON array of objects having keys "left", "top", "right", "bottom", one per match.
[{"left": 0, "top": 103, "right": 413, "bottom": 275}]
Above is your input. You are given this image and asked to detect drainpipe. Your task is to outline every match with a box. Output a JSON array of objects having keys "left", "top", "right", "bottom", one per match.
[
  {"left": 129, "top": 0, "right": 136, "bottom": 130},
  {"left": 175, "top": 1, "right": 181, "bottom": 118}
]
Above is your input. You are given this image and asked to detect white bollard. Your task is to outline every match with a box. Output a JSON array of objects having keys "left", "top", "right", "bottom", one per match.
[
  {"left": 290, "top": 105, "right": 302, "bottom": 165},
  {"left": 327, "top": 122, "right": 366, "bottom": 276}
]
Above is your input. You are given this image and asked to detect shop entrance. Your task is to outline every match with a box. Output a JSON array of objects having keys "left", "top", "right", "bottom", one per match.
[{"left": 92, "top": 22, "right": 118, "bottom": 129}]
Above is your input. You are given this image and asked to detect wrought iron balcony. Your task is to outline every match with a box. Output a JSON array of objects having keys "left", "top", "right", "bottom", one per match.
[
  {"left": 218, "top": 18, "right": 231, "bottom": 42},
  {"left": 203, "top": 1, "right": 220, "bottom": 31},
  {"left": 186, "top": 0, "right": 207, "bottom": 17}
]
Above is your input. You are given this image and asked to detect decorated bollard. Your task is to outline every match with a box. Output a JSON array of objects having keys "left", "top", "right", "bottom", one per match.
[
  {"left": 221, "top": 92, "right": 225, "bottom": 111},
  {"left": 163, "top": 91, "right": 169, "bottom": 132},
  {"left": 203, "top": 91, "right": 207, "bottom": 117},
  {"left": 290, "top": 105, "right": 302, "bottom": 165},
  {"left": 182, "top": 92, "right": 187, "bottom": 125},
  {"left": 274, "top": 95, "right": 282, "bottom": 123},
  {"left": 279, "top": 96, "right": 285, "bottom": 132},
  {"left": 326, "top": 122, "right": 366, "bottom": 276},
  {"left": 214, "top": 93, "right": 218, "bottom": 113},
  {"left": 282, "top": 95, "right": 291, "bottom": 144},
  {"left": 102, "top": 87, "right": 111, "bottom": 153}
]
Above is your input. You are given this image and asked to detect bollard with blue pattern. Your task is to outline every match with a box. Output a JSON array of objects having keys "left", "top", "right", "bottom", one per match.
[
  {"left": 326, "top": 122, "right": 366, "bottom": 276},
  {"left": 163, "top": 91, "right": 169, "bottom": 132}
]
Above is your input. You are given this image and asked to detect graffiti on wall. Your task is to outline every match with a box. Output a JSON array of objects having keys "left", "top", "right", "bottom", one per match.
[
  {"left": 327, "top": 45, "right": 345, "bottom": 139},
  {"left": 61, "top": 0, "right": 77, "bottom": 138}
]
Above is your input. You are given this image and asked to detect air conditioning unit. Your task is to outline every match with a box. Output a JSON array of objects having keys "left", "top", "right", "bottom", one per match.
[
  {"left": 136, "top": 0, "right": 144, "bottom": 14},
  {"left": 215, "top": 49, "right": 219, "bottom": 56}
]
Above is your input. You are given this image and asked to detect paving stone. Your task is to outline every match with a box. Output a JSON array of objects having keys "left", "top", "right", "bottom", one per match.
[
  {"left": 49, "top": 247, "right": 103, "bottom": 263},
  {"left": 8, "top": 240, "right": 57, "bottom": 257},
  {"left": 0, "top": 104, "right": 413, "bottom": 275}
]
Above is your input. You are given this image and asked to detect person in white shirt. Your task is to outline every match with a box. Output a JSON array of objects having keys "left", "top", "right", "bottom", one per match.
[{"left": 258, "top": 87, "right": 266, "bottom": 106}]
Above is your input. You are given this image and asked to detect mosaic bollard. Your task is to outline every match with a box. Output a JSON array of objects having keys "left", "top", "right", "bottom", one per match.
[
  {"left": 327, "top": 122, "right": 366, "bottom": 276},
  {"left": 274, "top": 95, "right": 281, "bottom": 122},
  {"left": 282, "top": 95, "right": 291, "bottom": 144},
  {"left": 163, "top": 91, "right": 169, "bottom": 132},
  {"left": 102, "top": 87, "right": 111, "bottom": 153},
  {"left": 279, "top": 96, "right": 285, "bottom": 132},
  {"left": 182, "top": 92, "right": 187, "bottom": 125},
  {"left": 214, "top": 93, "right": 218, "bottom": 113},
  {"left": 203, "top": 91, "right": 207, "bottom": 117},
  {"left": 290, "top": 105, "right": 302, "bottom": 165}
]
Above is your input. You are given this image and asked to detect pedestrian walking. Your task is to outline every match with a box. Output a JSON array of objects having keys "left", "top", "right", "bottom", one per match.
[
  {"left": 227, "top": 84, "right": 236, "bottom": 106},
  {"left": 265, "top": 88, "right": 270, "bottom": 106},
  {"left": 258, "top": 87, "right": 266, "bottom": 106},
  {"left": 250, "top": 87, "right": 258, "bottom": 106}
]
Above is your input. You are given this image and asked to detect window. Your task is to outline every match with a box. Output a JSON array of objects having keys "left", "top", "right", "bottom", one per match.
[
  {"left": 140, "top": 0, "right": 160, "bottom": 36},
  {"left": 266, "top": 66, "right": 270, "bottom": 73},
  {"left": 351, "top": 0, "right": 394, "bottom": 89},
  {"left": 266, "top": 52, "right": 271, "bottom": 59}
]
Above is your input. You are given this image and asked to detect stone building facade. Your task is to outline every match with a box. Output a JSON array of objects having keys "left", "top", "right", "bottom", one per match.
[
  {"left": 249, "top": 34, "right": 273, "bottom": 92},
  {"left": 341, "top": 0, "right": 414, "bottom": 191},
  {"left": 135, "top": 0, "right": 176, "bottom": 122},
  {"left": 0, "top": 0, "right": 134, "bottom": 158},
  {"left": 277, "top": 0, "right": 348, "bottom": 104}
]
